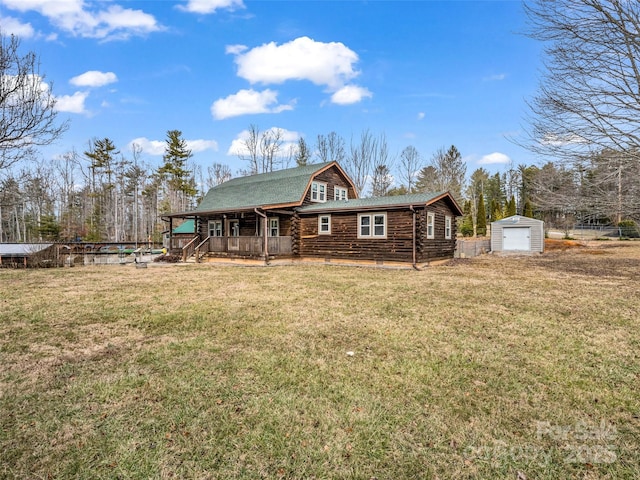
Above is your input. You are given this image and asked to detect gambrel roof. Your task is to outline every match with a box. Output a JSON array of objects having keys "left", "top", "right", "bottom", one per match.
[{"left": 169, "top": 161, "right": 355, "bottom": 217}]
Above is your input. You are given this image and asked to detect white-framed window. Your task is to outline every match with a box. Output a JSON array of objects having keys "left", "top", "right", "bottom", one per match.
[
  {"left": 311, "top": 181, "right": 327, "bottom": 202},
  {"left": 358, "top": 213, "right": 386, "bottom": 238},
  {"left": 427, "top": 212, "right": 435, "bottom": 239},
  {"left": 318, "top": 215, "right": 331, "bottom": 235},
  {"left": 334, "top": 186, "right": 348, "bottom": 201},
  {"left": 268, "top": 217, "right": 279, "bottom": 237},
  {"left": 208, "top": 220, "right": 223, "bottom": 237},
  {"left": 445, "top": 215, "right": 452, "bottom": 239}
]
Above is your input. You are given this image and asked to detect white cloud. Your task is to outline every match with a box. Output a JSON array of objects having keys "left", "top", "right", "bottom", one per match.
[
  {"left": 225, "top": 44, "right": 247, "bottom": 55},
  {"left": 231, "top": 36, "right": 360, "bottom": 90},
  {"left": 0, "top": 15, "right": 35, "bottom": 37},
  {"left": 55, "top": 91, "right": 89, "bottom": 114},
  {"left": 178, "top": 0, "right": 244, "bottom": 14},
  {"left": 211, "top": 88, "right": 294, "bottom": 120},
  {"left": 186, "top": 139, "right": 219, "bottom": 153},
  {"left": 2, "top": 0, "right": 162, "bottom": 40},
  {"left": 478, "top": 152, "right": 511, "bottom": 165},
  {"left": 128, "top": 137, "right": 165, "bottom": 155},
  {"left": 70, "top": 71, "right": 118, "bottom": 87},
  {"left": 128, "top": 137, "right": 218, "bottom": 156},
  {"left": 330, "top": 85, "right": 372, "bottom": 105},
  {"left": 417, "top": 112, "right": 425, "bottom": 120},
  {"left": 483, "top": 73, "right": 507, "bottom": 81},
  {"left": 227, "top": 127, "right": 300, "bottom": 156}
]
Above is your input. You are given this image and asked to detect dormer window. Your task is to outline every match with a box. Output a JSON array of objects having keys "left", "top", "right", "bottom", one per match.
[
  {"left": 334, "top": 186, "right": 348, "bottom": 201},
  {"left": 311, "top": 181, "right": 327, "bottom": 202}
]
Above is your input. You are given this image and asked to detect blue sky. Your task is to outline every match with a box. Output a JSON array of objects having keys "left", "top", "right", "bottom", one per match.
[{"left": 1, "top": 0, "right": 542, "bottom": 183}]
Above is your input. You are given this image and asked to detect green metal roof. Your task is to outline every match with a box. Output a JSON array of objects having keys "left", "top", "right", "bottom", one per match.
[
  {"left": 297, "top": 192, "right": 456, "bottom": 213},
  {"left": 194, "top": 161, "right": 334, "bottom": 213},
  {"left": 173, "top": 219, "right": 196, "bottom": 234}
]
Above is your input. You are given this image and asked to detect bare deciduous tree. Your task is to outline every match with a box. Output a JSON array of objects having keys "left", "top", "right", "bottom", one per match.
[
  {"left": 398, "top": 145, "right": 421, "bottom": 193},
  {"left": 523, "top": 0, "right": 640, "bottom": 221},
  {"left": 524, "top": 0, "right": 640, "bottom": 157},
  {"left": 345, "top": 129, "right": 378, "bottom": 196},
  {"left": 206, "top": 162, "right": 232, "bottom": 189},
  {"left": 237, "top": 124, "right": 261, "bottom": 175},
  {"left": 237, "top": 125, "right": 286, "bottom": 175},
  {"left": 315, "top": 132, "right": 346, "bottom": 164},
  {"left": 0, "top": 33, "right": 68, "bottom": 170},
  {"left": 260, "top": 128, "right": 284, "bottom": 173}
]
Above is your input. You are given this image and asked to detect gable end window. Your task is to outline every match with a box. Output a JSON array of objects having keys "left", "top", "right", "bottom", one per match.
[
  {"left": 334, "top": 186, "right": 348, "bottom": 201},
  {"left": 427, "top": 212, "right": 435, "bottom": 239},
  {"left": 445, "top": 216, "right": 452, "bottom": 239},
  {"left": 318, "top": 215, "right": 331, "bottom": 235},
  {"left": 311, "top": 181, "right": 327, "bottom": 203},
  {"left": 358, "top": 213, "right": 386, "bottom": 238}
]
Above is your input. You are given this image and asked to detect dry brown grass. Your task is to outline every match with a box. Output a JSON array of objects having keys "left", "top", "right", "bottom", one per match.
[{"left": 1, "top": 242, "right": 639, "bottom": 479}]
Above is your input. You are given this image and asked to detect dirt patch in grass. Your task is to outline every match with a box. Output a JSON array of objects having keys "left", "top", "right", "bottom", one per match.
[
  {"left": 544, "top": 238, "right": 586, "bottom": 250},
  {"left": 534, "top": 241, "right": 640, "bottom": 280}
]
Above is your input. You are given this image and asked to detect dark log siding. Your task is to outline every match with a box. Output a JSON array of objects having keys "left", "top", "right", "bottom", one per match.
[
  {"left": 417, "top": 199, "right": 458, "bottom": 262},
  {"left": 299, "top": 210, "right": 415, "bottom": 262},
  {"left": 298, "top": 198, "right": 458, "bottom": 263},
  {"left": 301, "top": 165, "right": 357, "bottom": 206}
]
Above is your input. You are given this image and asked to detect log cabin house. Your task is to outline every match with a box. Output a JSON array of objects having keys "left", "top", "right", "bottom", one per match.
[{"left": 164, "top": 161, "right": 463, "bottom": 267}]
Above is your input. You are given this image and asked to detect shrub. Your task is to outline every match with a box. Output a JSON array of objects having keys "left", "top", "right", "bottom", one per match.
[{"left": 618, "top": 220, "right": 640, "bottom": 238}]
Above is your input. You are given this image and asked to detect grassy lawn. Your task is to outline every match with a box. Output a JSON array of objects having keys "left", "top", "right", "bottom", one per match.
[{"left": 1, "top": 242, "right": 639, "bottom": 479}]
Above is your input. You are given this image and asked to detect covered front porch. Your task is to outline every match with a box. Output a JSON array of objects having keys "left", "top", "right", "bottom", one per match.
[
  {"left": 166, "top": 208, "right": 295, "bottom": 262},
  {"left": 181, "top": 235, "right": 292, "bottom": 262}
]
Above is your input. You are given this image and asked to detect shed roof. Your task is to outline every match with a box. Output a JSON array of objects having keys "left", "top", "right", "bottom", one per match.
[
  {"left": 173, "top": 219, "right": 196, "bottom": 234},
  {"left": 0, "top": 243, "right": 54, "bottom": 256},
  {"left": 297, "top": 192, "right": 463, "bottom": 215}
]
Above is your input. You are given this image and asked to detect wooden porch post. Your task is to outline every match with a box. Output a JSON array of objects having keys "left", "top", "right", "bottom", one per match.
[
  {"left": 169, "top": 217, "right": 173, "bottom": 251},
  {"left": 263, "top": 215, "right": 269, "bottom": 259},
  {"left": 254, "top": 208, "right": 268, "bottom": 262}
]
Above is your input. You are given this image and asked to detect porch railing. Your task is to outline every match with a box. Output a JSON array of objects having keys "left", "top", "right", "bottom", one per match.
[
  {"left": 181, "top": 236, "right": 200, "bottom": 262},
  {"left": 205, "top": 236, "right": 292, "bottom": 256},
  {"left": 194, "top": 236, "right": 211, "bottom": 263},
  {"left": 172, "top": 235, "right": 198, "bottom": 251}
]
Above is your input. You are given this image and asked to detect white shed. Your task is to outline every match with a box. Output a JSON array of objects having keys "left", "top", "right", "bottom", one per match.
[{"left": 491, "top": 215, "right": 544, "bottom": 253}]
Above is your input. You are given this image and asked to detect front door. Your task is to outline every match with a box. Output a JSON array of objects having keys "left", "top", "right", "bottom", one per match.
[{"left": 228, "top": 219, "right": 240, "bottom": 250}]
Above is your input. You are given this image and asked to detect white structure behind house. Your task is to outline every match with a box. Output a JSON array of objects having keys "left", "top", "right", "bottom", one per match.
[{"left": 491, "top": 215, "right": 544, "bottom": 253}]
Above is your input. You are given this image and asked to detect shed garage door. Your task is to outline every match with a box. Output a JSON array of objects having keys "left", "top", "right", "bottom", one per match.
[{"left": 503, "top": 227, "right": 530, "bottom": 251}]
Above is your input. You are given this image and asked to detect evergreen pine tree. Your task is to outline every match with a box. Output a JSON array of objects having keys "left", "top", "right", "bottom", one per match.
[
  {"left": 295, "top": 138, "right": 310, "bottom": 166},
  {"left": 523, "top": 199, "right": 534, "bottom": 218},
  {"left": 476, "top": 194, "right": 487, "bottom": 236},
  {"left": 507, "top": 195, "right": 517, "bottom": 217},
  {"left": 460, "top": 199, "right": 474, "bottom": 237},
  {"left": 159, "top": 130, "right": 196, "bottom": 212},
  {"left": 490, "top": 199, "right": 503, "bottom": 222}
]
